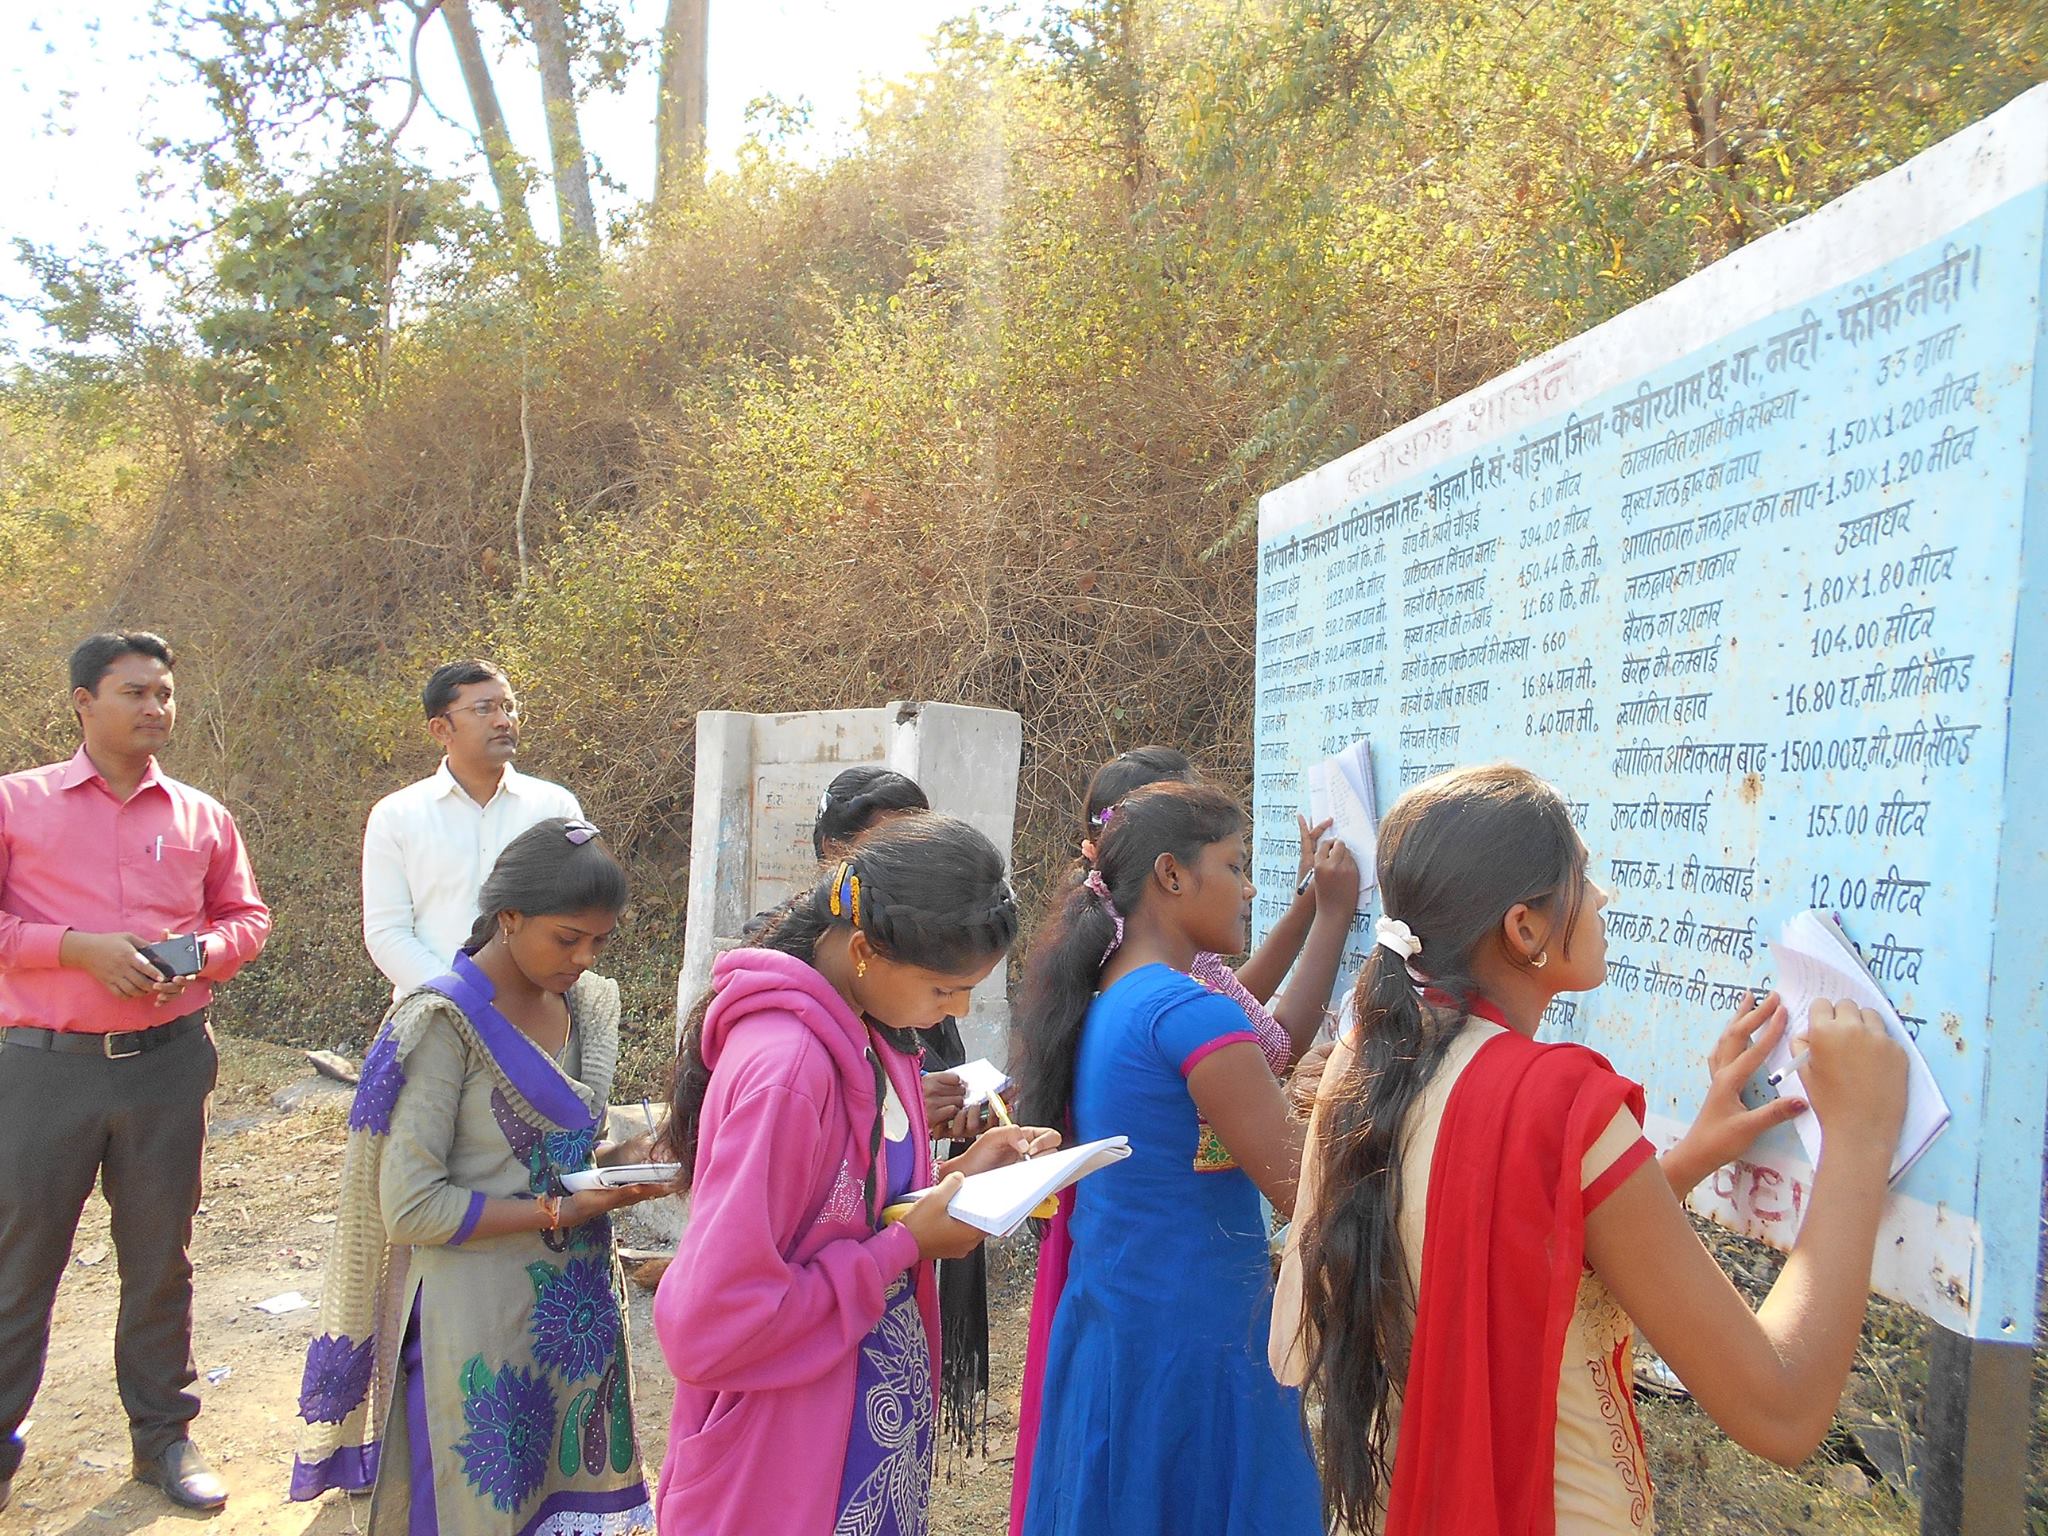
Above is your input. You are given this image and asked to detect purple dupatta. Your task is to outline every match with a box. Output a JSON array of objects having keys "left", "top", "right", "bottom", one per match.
[{"left": 423, "top": 951, "right": 600, "bottom": 1136}]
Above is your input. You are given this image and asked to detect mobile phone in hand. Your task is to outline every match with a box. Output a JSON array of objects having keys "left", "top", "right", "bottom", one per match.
[{"left": 139, "top": 933, "right": 203, "bottom": 980}]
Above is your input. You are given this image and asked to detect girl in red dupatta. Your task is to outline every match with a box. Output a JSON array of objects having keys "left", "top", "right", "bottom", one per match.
[{"left": 1273, "top": 764, "right": 1908, "bottom": 1535}]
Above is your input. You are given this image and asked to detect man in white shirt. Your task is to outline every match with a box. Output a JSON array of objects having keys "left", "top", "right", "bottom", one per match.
[{"left": 361, "top": 660, "right": 583, "bottom": 998}]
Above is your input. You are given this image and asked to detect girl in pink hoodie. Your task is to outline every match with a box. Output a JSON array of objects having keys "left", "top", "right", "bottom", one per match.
[{"left": 653, "top": 813, "right": 1056, "bottom": 1536}]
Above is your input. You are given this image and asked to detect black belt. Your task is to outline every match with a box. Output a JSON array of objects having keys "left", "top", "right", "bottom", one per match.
[{"left": 0, "top": 1010, "right": 207, "bottom": 1060}]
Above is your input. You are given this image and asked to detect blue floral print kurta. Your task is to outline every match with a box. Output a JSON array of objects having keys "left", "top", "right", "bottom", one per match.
[{"left": 292, "top": 955, "right": 654, "bottom": 1536}]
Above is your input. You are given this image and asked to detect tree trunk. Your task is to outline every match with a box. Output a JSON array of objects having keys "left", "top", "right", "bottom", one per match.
[
  {"left": 655, "top": 0, "right": 710, "bottom": 212},
  {"left": 441, "top": 0, "right": 536, "bottom": 246},
  {"left": 1106, "top": 1, "right": 1150, "bottom": 214},
  {"left": 524, "top": 0, "right": 600, "bottom": 253}
]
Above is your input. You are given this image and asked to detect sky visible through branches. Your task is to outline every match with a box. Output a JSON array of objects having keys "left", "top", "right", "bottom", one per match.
[{"left": 0, "top": 0, "right": 989, "bottom": 356}]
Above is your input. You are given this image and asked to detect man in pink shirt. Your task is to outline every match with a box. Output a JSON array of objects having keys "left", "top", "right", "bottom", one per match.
[{"left": 0, "top": 632, "right": 271, "bottom": 1516}]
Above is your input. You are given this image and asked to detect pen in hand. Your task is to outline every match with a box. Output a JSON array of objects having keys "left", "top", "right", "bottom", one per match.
[
  {"left": 1767, "top": 1049, "right": 1811, "bottom": 1090},
  {"left": 987, "top": 1090, "right": 1032, "bottom": 1159}
]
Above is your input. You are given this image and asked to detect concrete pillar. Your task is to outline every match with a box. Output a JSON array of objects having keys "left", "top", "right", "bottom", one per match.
[{"left": 676, "top": 702, "right": 1024, "bottom": 1067}]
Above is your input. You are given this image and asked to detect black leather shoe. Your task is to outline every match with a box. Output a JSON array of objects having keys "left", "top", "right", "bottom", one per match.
[{"left": 133, "top": 1440, "right": 228, "bottom": 1512}]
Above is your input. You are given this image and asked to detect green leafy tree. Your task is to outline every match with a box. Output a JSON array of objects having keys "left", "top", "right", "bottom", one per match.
[{"left": 197, "top": 155, "right": 475, "bottom": 436}]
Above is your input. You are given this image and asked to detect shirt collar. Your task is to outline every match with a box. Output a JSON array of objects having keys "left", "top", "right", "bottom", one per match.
[
  {"left": 58, "top": 746, "right": 165, "bottom": 797},
  {"left": 431, "top": 758, "right": 520, "bottom": 804},
  {"left": 57, "top": 747, "right": 99, "bottom": 790}
]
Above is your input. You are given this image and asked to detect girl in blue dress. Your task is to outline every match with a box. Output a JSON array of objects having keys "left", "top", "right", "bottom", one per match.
[{"left": 1012, "top": 781, "right": 1320, "bottom": 1536}]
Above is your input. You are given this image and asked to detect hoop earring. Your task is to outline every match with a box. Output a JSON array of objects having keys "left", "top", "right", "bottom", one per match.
[{"left": 1531, "top": 950, "right": 1548, "bottom": 970}]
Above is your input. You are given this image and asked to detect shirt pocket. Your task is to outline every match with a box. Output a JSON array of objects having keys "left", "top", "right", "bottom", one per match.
[{"left": 126, "top": 844, "right": 213, "bottom": 938}]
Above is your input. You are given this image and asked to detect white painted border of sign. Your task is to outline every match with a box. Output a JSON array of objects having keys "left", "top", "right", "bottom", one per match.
[
  {"left": 1260, "top": 84, "right": 2048, "bottom": 541},
  {"left": 1642, "top": 1114, "right": 1983, "bottom": 1322},
  {"left": 1250, "top": 84, "right": 2048, "bottom": 1532}
]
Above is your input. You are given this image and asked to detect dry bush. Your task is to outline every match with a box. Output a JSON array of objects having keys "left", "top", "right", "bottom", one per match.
[{"left": 3, "top": 4, "right": 2038, "bottom": 1088}]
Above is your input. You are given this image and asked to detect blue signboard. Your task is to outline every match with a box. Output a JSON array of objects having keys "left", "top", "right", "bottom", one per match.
[{"left": 1253, "top": 87, "right": 2048, "bottom": 1341}]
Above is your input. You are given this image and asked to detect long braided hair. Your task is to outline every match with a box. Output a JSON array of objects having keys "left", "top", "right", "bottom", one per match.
[{"left": 1288, "top": 764, "right": 1587, "bottom": 1529}]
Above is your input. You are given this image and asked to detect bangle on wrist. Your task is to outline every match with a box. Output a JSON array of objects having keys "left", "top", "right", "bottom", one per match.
[{"left": 538, "top": 1193, "right": 563, "bottom": 1231}]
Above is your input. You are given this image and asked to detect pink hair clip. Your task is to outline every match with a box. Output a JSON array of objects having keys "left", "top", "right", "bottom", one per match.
[{"left": 1083, "top": 870, "right": 1125, "bottom": 967}]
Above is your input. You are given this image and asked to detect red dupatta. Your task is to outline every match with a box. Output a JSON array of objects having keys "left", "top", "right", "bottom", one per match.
[{"left": 1384, "top": 998, "right": 1649, "bottom": 1536}]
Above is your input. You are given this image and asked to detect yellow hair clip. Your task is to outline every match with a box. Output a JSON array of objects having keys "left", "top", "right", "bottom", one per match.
[{"left": 829, "top": 862, "right": 862, "bottom": 927}]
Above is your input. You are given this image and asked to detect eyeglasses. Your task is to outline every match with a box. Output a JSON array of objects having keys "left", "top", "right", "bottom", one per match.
[
  {"left": 444, "top": 699, "right": 520, "bottom": 723},
  {"left": 563, "top": 819, "right": 600, "bottom": 846}
]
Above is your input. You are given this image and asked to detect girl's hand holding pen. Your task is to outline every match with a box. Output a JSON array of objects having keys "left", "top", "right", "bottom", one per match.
[
  {"left": 1665, "top": 991, "right": 1807, "bottom": 1192},
  {"left": 1293, "top": 815, "right": 1334, "bottom": 896},
  {"left": 1309, "top": 835, "right": 1360, "bottom": 912},
  {"left": 948, "top": 1123, "right": 1062, "bottom": 1176}
]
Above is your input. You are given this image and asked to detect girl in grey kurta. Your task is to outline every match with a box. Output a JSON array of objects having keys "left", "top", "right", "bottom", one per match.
[{"left": 292, "top": 818, "right": 667, "bottom": 1536}]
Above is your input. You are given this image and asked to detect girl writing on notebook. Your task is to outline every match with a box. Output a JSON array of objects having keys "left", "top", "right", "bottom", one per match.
[
  {"left": 292, "top": 818, "right": 665, "bottom": 1535},
  {"left": 653, "top": 813, "right": 1056, "bottom": 1536},
  {"left": 1272, "top": 763, "right": 1907, "bottom": 1534},
  {"left": 811, "top": 767, "right": 1004, "bottom": 1455},
  {"left": 1012, "top": 781, "right": 1322, "bottom": 1536}
]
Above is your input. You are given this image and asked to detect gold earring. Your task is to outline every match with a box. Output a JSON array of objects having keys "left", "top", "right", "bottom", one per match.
[
  {"left": 1531, "top": 950, "right": 1548, "bottom": 969},
  {"left": 857, "top": 957, "right": 868, "bottom": 979}
]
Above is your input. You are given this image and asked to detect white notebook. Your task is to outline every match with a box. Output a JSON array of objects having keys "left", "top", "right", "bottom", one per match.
[
  {"left": 891, "top": 1136, "right": 1132, "bottom": 1237},
  {"left": 558, "top": 1162, "right": 681, "bottom": 1192},
  {"left": 943, "top": 1057, "right": 1013, "bottom": 1109},
  {"left": 1303, "top": 739, "right": 1378, "bottom": 900},
  {"left": 1763, "top": 909, "right": 1948, "bottom": 1184}
]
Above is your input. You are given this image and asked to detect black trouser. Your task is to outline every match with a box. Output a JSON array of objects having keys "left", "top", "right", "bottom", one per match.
[{"left": 0, "top": 1016, "right": 217, "bottom": 1477}]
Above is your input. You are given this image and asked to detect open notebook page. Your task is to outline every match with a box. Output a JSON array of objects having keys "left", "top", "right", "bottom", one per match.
[
  {"left": 1304, "top": 741, "right": 1378, "bottom": 903},
  {"left": 945, "top": 1058, "right": 1012, "bottom": 1108},
  {"left": 1763, "top": 909, "right": 1948, "bottom": 1184},
  {"left": 890, "top": 1136, "right": 1132, "bottom": 1238}
]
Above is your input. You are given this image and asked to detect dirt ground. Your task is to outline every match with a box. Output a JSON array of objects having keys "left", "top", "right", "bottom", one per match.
[
  {"left": 0, "top": 1036, "right": 2009, "bottom": 1536},
  {"left": 0, "top": 1039, "right": 1022, "bottom": 1536}
]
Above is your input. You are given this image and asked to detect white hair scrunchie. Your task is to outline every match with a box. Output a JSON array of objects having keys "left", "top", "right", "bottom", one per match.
[{"left": 1374, "top": 915, "right": 1423, "bottom": 960}]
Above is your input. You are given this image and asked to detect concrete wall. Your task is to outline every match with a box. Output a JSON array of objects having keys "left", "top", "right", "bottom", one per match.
[{"left": 676, "top": 701, "right": 1024, "bottom": 1065}]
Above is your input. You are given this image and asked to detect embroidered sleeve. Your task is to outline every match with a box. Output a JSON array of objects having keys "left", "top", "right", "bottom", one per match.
[{"left": 1190, "top": 951, "right": 1292, "bottom": 1074}]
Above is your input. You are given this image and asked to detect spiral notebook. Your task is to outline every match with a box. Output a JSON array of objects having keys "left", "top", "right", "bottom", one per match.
[{"left": 883, "top": 1136, "right": 1132, "bottom": 1237}]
